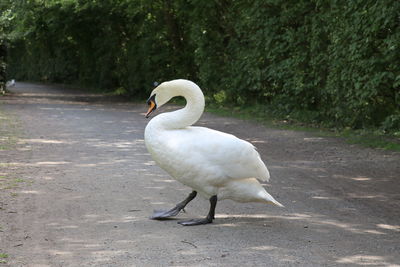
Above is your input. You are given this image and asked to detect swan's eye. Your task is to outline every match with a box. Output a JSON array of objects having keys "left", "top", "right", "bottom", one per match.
[{"left": 146, "top": 94, "right": 156, "bottom": 106}]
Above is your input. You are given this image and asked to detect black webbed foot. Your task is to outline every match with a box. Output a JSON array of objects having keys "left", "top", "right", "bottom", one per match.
[
  {"left": 150, "top": 207, "right": 181, "bottom": 220},
  {"left": 178, "top": 217, "right": 213, "bottom": 226},
  {"left": 177, "top": 195, "right": 217, "bottom": 226},
  {"left": 149, "top": 191, "right": 197, "bottom": 220}
]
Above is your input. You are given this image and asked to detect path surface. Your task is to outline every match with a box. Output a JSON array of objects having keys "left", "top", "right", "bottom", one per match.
[{"left": 0, "top": 82, "right": 399, "bottom": 266}]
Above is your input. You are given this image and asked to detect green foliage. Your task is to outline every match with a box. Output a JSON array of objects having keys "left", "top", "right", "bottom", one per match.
[
  {"left": 4, "top": 0, "right": 400, "bottom": 132},
  {"left": 0, "top": 0, "right": 14, "bottom": 93}
]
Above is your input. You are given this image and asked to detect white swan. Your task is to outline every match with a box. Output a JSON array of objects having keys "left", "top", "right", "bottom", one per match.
[{"left": 144, "top": 79, "right": 283, "bottom": 226}]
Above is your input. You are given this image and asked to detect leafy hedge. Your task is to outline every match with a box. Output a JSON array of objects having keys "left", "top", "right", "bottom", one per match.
[
  {"left": 0, "top": 0, "right": 12, "bottom": 94},
  {"left": 4, "top": 0, "right": 400, "bottom": 131}
]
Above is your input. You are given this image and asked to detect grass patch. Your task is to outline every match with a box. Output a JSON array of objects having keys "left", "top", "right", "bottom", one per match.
[
  {"left": 0, "top": 108, "right": 20, "bottom": 151},
  {"left": 205, "top": 103, "right": 400, "bottom": 152},
  {"left": 0, "top": 253, "right": 8, "bottom": 263},
  {"left": 0, "top": 175, "right": 27, "bottom": 190},
  {"left": 0, "top": 253, "right": 8, "bottom": 258},
  {"left": 341, "top": 130, "right": 400, "bottom": 151}
]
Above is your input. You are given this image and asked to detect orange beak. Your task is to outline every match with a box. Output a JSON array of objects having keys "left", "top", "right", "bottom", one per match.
[{"left": 145, "top": 99, "right": 156, "bottom": 118}]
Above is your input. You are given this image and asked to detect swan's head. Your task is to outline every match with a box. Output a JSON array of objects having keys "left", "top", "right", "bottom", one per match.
[
  {"left": 145, "top": 79, "right": 200, "bottom": 118},
  {"left": 145, "top": 82, "right": 172, "bottom": 118}
]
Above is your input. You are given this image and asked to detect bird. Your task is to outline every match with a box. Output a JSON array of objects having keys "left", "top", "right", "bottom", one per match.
[
  {"left": 6, "top": 79, "right": 15, "bottom": 87},
  {"left": 144, "top": 79, "right": 283, "bottom": 226}
]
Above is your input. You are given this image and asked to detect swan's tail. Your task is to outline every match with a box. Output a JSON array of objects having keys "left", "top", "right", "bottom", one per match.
[
  {"left": 258, "top": 190, "right": 284, "bottom": 207},
  {"left": 220, "top": 178, "right": 284, "bottom": 207},
  {"left": 269, "top": 197, "right": 285, "bottom": 207}
]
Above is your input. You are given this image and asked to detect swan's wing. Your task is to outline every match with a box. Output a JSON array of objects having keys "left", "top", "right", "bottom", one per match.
[{"left": 176, "top": 127, "right": 270, "bottom": 182}]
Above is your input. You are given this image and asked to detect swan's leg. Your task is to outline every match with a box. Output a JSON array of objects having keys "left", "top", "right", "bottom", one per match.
[
  {"left": 150, "top": 191, "right": 197, "bottom": 220},
  {"left": 178, "top": 195, "right": 217, "bottom": 226}
]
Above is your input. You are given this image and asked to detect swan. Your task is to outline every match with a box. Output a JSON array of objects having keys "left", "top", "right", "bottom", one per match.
[{"left": 144, "top": 79, "right": 283, "bottom": 226}]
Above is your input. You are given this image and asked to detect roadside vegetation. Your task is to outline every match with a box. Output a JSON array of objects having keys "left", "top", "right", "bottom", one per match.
[
  {"left": 0, "top": 108, "right": 17, "bottom": 265},
  {"left": 0, "top": 108, "right": 19, "bottom": 150},
  {"left": 0, "top": 253, "right": 8, "bottom": 264},
  {"left": 0, "top": 109, "right": 27, "bottom": 194},
  {"left": 1, "top": 0, "right": 399, "bottom": 148},
  {"left": 206, "top": 103, "right": 400, "bottom": 151}
]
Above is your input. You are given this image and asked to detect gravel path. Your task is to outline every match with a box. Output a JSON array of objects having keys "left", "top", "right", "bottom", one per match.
[{"left": 0, "top": 82, "right": 399, "bottom": 266}]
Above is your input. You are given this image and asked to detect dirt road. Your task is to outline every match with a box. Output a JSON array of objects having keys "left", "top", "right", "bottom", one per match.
[{"left": 1, "top": 83, "right": 399, "bottom": 266}]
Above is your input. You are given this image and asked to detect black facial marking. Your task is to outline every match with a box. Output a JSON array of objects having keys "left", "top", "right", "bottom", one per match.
[{"left": 146, "top": 94, "right": 156, "bottom": 106}]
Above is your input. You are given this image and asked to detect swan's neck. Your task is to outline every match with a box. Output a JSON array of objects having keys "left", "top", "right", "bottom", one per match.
[{"left": 154, "top": 84, "right": 205, "bottom": 129}]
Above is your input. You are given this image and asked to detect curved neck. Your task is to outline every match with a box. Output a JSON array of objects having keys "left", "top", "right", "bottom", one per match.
[{"left": 154, "top": 84, "right": 205, "bottom": 129}]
